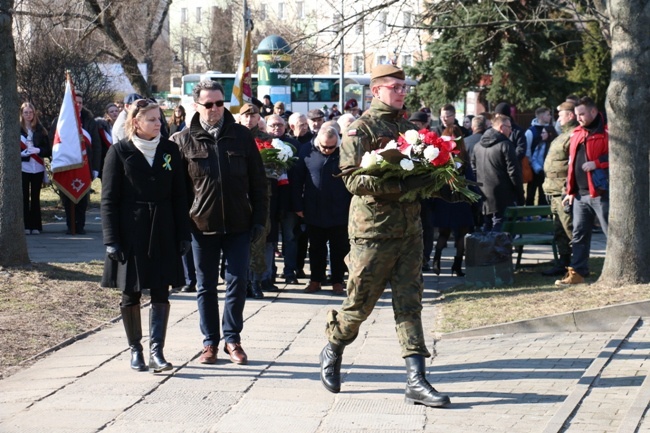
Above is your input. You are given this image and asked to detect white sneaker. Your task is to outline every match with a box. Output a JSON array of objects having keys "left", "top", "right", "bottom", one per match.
[{"left": 31, "top": 230, "right": 40, "bottom": 235}]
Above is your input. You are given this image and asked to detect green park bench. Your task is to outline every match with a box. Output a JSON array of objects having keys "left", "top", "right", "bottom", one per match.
[{"left": 502, "top": 205, "right": 559, "bottom": 269}]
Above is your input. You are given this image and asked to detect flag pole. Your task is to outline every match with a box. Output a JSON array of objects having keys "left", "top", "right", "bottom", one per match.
[{"left": 229, "top": 0, "right": 253, "bottom": 113}]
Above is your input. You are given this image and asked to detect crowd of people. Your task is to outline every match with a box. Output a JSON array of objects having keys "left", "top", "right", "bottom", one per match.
[{"left": 19, "top": 64, "right": 608, "bottom": 409}]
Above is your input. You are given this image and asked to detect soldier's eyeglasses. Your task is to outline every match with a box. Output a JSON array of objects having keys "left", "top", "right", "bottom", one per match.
[
  {"left": 378, "top": 85, "right": 411, "bottom": 94},
  {"left": 196, "top": 100, "right": 225, "bottom": 109}
]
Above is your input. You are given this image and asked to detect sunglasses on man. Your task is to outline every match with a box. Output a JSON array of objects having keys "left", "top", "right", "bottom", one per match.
[{"left": 196, "top": 100, "right": 225, "bottom": 109}]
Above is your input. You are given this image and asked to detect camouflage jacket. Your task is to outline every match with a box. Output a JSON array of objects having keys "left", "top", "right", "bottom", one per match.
[
  {"left": 340, "top": 98, "right": 421, "bottom": 239},
  {"left": 542, "top": 120, "right": 578, "bottom": 196}
]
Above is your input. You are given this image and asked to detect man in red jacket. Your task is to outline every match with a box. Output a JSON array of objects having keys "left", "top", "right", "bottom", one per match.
[{"left": 556, "top": 96, "right": 608, "bottom": 285}]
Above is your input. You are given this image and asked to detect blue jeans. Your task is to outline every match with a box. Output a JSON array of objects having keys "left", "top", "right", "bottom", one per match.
[
  {"left": 182, "top": 249, "right": 196, "bottom": 286},
  {"left": 570, "top": 194, "right": 608, "bottom": 277},
  {"left": 191, "top": 230, "right": 250, "bottom": 346}
]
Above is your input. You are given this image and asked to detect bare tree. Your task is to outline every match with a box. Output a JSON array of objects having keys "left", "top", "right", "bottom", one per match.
[
  {"left": 0, "top": 0, "right": 29, "bottom": 266},
  {"left": 15, "top": 0, "right": 172, "bottom": 97}
]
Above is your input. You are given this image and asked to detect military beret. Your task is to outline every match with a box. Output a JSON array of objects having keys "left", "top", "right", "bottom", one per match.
[
  {"left": 240, "top": 103, "right": 259, "bottom": 115},
  {"left": 557, "top": 101, "right": 576, "bottom": 112},
  {"left": 371, "top": 64, "right": 406, "bottom": 81}
]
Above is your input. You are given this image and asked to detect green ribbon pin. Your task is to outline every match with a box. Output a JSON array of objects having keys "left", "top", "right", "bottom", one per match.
[{"left": 162, "top": 153, "right": 172, "bottom": 170}]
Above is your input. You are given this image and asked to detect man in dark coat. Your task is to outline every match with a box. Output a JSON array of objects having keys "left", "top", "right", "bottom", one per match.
[
  {"left": 172, "top": 81, "right": 268, "bottom": 366},
  {"left": 471, "top": 114, "right": 525, "bottom": 231},
  {"left": 292, "top": 125, "right": 351, "bottom": 295}
]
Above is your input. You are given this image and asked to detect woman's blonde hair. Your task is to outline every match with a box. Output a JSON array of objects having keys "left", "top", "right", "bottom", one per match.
[
  {"left": 20, "top": 102, "right": 41, "bottom": 131},
  {"left": 125, "top": 100, "right": 159, "bottom": 139}
]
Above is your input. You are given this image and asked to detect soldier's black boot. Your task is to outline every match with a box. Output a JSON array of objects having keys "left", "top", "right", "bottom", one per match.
[
  {"left": 404, "top": 355, "right": 450, "bottom": 407},
  {"left": 149, "top": 303, "right": 173, "bottom": 373},
  {"left": 320, "top": 341, "right": 345, "bottom": 393},
  {"left": 120, "top": 305, "right": 148, "bottom": 371},
  {"left": 432, "top": 249, "right": 442, "bottom": 276},
  {"left": 542, "top": 254, "right": 571, "bottom": 276},
  {"left": 451, "top": 256, "right": 465, "bottom": 277}
]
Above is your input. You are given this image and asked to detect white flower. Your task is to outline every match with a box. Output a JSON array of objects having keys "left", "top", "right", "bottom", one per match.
[
  {"left": 376, "top": 153, "right": 384, "bottom": 163},
  {"left": 400, "top": 158, "right": 415, "bottom": 171},
  {"left": 271, "top": 138, "right": 284, "bottom": 149},
  {"left": 455, "top": 161, "right": 463, "bottom": 169},
  {"left": 384, "top": 140, "right": 398, "bottom": 150},
  {"left": 423, "top": 146, "right": 440, "bottom": 162},
  {"left": 404, "top": 130, "right": 420, "bottom": 145},
  {"left": 360, "top": 151, "right": 378, "bottom": 168}
]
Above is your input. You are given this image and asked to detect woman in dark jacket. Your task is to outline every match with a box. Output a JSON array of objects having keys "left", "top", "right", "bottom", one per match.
[
  {"left": 101, "top": 99, "right": 191, "bottom": 373},
  {"left": 168, "top": 105, "right": 186, "bottom": 136},
  {"left": 292, "top": 125, "right": 352, "bottom": 294},
  {"left": 431, "top": 125, "right": 475, "bottom": 276},
  {"left": 20, "top": 102, "right": 51, "bottom": 235}
]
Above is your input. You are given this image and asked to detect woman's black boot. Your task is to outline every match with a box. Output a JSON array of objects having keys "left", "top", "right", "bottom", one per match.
[
  {"left": 120, "top": 305, "right": 148, "bottom": 371},
  {"left": 149, "top": 303, "right": 173, "bottom": 373}
]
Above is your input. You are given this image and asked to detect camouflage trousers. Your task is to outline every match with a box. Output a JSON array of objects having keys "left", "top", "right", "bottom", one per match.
[
  {"left": 548, "top": 195, "right": 573, "bottom": 256},
  {"left": 325, "top": 234, "right": 431, "bottom": 358},
  {"left": 250, "top": 182, "right": 272, "bottom": 278}
]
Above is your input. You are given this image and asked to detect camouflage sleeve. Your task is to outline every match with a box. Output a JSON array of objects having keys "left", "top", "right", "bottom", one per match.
[{"left": 339, "top": 124, "right": 401, "bottom": 197}]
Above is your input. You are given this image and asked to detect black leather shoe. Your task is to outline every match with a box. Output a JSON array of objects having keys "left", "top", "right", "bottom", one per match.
[
  {"left": 320, "top": 342, "right": 344, "bottom": 393},
  {"left": 251, "top": 281, "right": 265, "bottom": 299},
  {"left": 295, "top": 269, "right": 307, "bottom": 279},
  {"left": 181, "top": 285, "right": 196, "bottom": 293},
  {"left": 284, "top": 275, "right": 299, "bottom": 284},
  {"left": 261, "top": 279, "right": 279, "bottom": 292}
]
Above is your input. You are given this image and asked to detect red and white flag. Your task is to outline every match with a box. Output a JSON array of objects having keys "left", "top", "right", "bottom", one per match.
[{"left": 51, "top": 73, "right": 92, "bottom": 203}]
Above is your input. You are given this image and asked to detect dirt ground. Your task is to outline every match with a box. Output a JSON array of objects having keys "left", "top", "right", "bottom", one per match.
[{"left": 0, "top": 261, "right": 122, "bottom": 379}]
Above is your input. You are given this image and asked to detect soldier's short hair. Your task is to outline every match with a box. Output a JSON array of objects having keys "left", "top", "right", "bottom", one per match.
[
  {"left": 192, "top": 80, "right": 225, "bottom": 102},
  {"left": 492, "top": 114, "right": 511, "bottom": 128}
]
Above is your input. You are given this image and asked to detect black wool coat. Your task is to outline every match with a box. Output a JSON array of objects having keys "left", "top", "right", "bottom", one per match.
[
  {"left": 101, "top": 138, "right": 191, "bottom": 290},
  {"left": 471, "top": 128, "right": 525, "bottom": 215}
]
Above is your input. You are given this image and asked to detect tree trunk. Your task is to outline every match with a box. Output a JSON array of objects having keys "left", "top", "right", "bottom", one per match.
[
  {"left": 0, "top": 0, "right": 30, "bottom": 266},
  {"left": 600, "top": 0, "right": 650, "bottom": 284}
]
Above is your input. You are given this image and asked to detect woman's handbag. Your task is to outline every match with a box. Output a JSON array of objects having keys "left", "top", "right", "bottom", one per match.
[{"left": 521, "top": 156, "right": 534, "bottom": 183}]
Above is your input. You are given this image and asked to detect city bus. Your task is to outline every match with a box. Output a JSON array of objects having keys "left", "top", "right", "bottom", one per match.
[{"left": 179, "top": 71, "right": 417, "bottom": 118}]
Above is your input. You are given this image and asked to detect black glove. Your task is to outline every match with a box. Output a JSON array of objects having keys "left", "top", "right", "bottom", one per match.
[
  {"left": 179, "top": 240, "right": 192, "bottom": 256},
  {"left": 401, "top": 173, "right": 434, "bottom": 191},
  {"left": 106, "top": 243, "right": 125, "bottom": 263},
  {"left": 250, "top": 224, "right": 265, "bottom": 244}
]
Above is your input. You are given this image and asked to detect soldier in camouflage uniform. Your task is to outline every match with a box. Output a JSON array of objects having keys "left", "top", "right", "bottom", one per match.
[
  {"left": 541, "top": 102, "right": 578, "bottom": 276},
  {"left": 319, "top": 64, "right": 451, "bottom": 408}
]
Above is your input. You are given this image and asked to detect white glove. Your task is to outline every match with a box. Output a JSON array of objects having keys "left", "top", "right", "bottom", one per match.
[{"left": 30, "top": 147, "right": 40, "bottom": 155}]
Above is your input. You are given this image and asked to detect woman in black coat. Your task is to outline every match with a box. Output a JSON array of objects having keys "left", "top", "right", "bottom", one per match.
[
  {"left": 20, "top": 102, "right": 51, "bottom": 234},
  {"left": 101, "top": 99, "right": 191, "bottom": 373}
]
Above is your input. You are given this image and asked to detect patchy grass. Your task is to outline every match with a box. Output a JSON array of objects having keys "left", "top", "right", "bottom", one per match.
[
  {"left": 435, "top": 258, "right": 650, "bottom": 333},
  {"left": 0, "top": 261, "right": 121, "bottom": 379}
]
